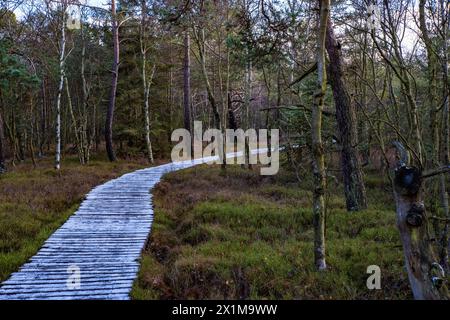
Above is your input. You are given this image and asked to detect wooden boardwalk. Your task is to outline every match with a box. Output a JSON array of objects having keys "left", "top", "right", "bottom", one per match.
[
  {"left": 0, "top": 150, "right": 269, "bottom": 300},
  {"left": 0, "top": 159, "right": 207, "bottom": 300}
]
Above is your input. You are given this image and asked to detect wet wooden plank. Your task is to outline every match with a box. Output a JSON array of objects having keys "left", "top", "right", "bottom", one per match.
[{"left": 0, "top": 160, "right": 201, "bottom": 300}]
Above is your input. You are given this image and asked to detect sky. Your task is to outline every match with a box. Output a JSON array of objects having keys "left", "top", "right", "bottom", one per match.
[{"left": 10, "top": 0, "right": 419, "bottom": 53}]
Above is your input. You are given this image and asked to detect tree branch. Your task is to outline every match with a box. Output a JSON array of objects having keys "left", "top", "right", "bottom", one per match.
[{"left": 422, "top": 165, "right": 450, "bottom": 179}]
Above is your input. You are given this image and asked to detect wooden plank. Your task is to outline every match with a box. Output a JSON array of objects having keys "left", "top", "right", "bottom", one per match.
[
  {"left": 0, "top": 153, "right": 268, "bottom": 300},
  {"left": 0, "top": 164, "right": 166, "bottom": 300}
]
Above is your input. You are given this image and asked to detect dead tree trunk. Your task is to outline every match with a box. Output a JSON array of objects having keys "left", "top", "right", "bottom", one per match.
[
  {"left": 325, "top": 16, "right": 367, "bottom": 211},
  {"left": 311, "top": 0, "right": 330, "bottom": 271},
  {"left": 393, "top": 142, "right": 449, "bottom": 300},
  {"left": 105, "top": 0, "right": 119, "bottom": 162}
]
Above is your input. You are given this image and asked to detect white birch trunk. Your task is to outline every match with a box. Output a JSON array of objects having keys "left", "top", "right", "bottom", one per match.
[{"left": 55, "top": 6, "right": 66, "bottom": 170}]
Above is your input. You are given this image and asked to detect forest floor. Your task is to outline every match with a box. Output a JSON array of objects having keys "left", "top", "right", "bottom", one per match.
[
  {"left": 0, "top": 155, "right": 153, "bottom": 282},
  {"left": 131, "top": 165, "right": 412, "bottom": 300}
]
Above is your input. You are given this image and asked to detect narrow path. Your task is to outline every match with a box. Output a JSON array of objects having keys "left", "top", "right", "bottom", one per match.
[
  {"left": 0, "top": 150, "right": 268, "bottom": 300},
  {"left": 0, "top": 159, "right": 205, "bottom": 300}
]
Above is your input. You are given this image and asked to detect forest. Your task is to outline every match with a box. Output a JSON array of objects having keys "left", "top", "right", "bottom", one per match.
[{"left": 0, "top": 0, "right": 449, "bottom": 301}]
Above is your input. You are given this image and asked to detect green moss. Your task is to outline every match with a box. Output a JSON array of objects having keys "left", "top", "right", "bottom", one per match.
[{"left": 132, "top": 166, "right": 412, "bottom": 300}]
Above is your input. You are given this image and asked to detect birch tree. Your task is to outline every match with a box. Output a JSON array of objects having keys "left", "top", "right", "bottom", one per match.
[
  {"left": 140, "top": 0, "right": 155, "bottom": 164},
  {"left": 54, "top": 1, "right": 68, "bottom": 170},
  {"left": 105, "top": 0, "right": 119, "bottom": 162}
]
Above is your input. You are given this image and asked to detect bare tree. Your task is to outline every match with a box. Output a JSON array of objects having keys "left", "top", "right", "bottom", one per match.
[
  {"left": 105, "top": 0, "right": 119, "bottom": 162},
  {"left": 55, "top": 1, "right": 68, "bottom": 170},
  {"left": 140, "top": 0, "right": 155, "bottom": 164}
]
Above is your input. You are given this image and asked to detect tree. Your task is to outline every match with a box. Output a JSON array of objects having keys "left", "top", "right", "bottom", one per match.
[
  {"left": 140, "top": 0, "right": 156, "bottom": 164},
  {"left": 325, "top": 14, "right": 367, "bottom": 211},
  {"left": 54, "top": 2, "right": 67, "bottom": 170},
  {"left": 418, "top": 0, "right": 449, "bottom": 272},
  {"left": 183, "top": 30, "right": 191, "bottom": 134},
  {"left": 392, "top": 142, "right": 449, "bottom": 299},
  {"left": 105, "top": 0, "right": 119, "bottom": 162},
  {"left": 0, "top": 110, "right": 5, "bottom": 173},
  {"left": 438, "top": 0, "right": 449, "bottom": 272},
  {"left": 312, "top": 0, "right": 329, "bottom": 271}
]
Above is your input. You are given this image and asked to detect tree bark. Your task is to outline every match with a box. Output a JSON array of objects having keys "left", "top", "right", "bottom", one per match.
[
  {"left": 105, "top": 0, "right": 119, "bottom": 162},
  {"left": 312, "top": 0, "right": 330, "bottom": 271},
  {"left": 325, "top": 15, "right": 367, "bottom": 211}
]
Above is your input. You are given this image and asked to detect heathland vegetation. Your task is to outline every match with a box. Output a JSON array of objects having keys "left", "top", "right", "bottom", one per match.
[{"left": 0, "top": 0, "right": 449, "bottom": 299}]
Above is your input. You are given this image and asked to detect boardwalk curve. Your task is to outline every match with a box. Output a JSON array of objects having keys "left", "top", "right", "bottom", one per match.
[{"left": 0, "top": 151, "right": 268, "bottom": 300}]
